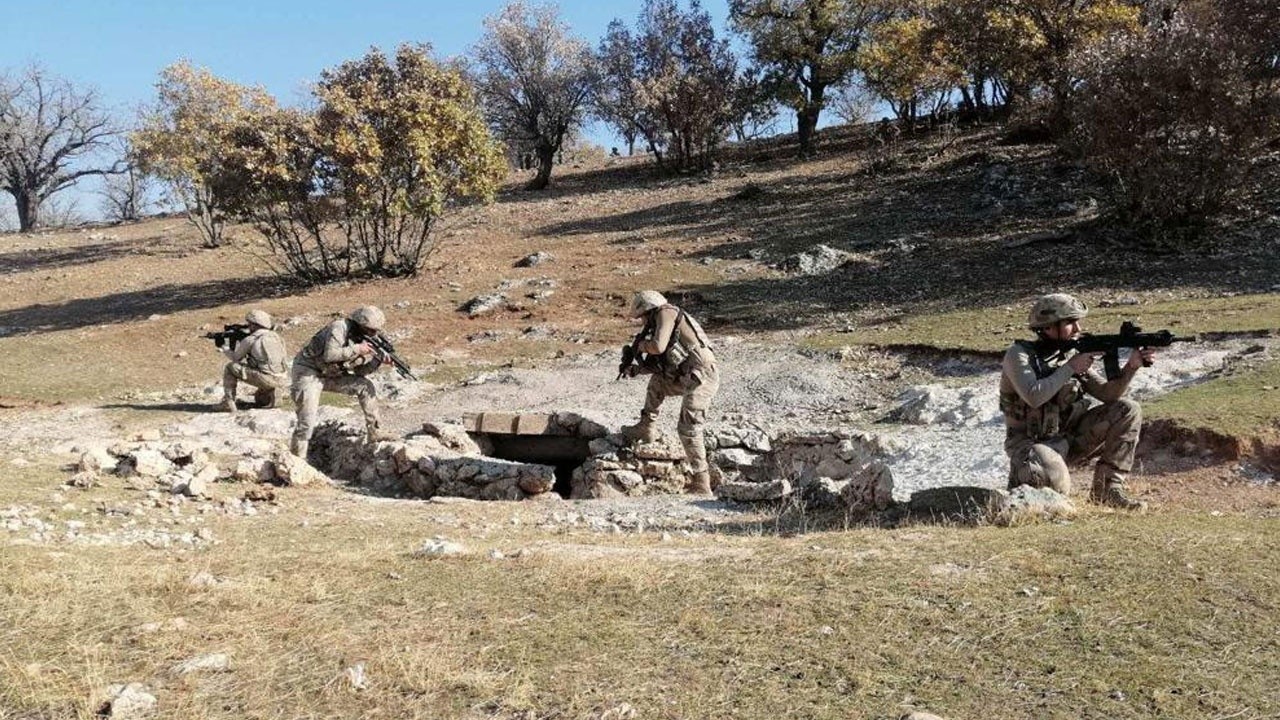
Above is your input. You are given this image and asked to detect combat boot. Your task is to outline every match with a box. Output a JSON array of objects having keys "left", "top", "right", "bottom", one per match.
[
  {"left": 254, "top": 388, "right": 277, "bottom": 409},
  {"left": 686, "top": 471, "right": 713, "bottom": 496},
  {"left": 289, "top": 439, "right": 308, "bottom": 459},
  {"left": 1091, "top": 483, "right": 1147, "bottom": 511},
  {"left": 218, "top": 396, "right": 238, "bottom": 414},
  {"left": 621, "top": 420, "right": 658, "bottom": 443}
]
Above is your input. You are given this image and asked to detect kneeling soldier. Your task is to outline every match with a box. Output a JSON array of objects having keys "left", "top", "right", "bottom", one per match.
[
  {"left": 1000, "top": 293, "right": 1154, "bottom": 510},
  {"left": 289, "top": 306, "right": 396, "bottom": 459},
  {"left": 620, "top": 290, "right": 720, "bottom": 496},
  {"left": 219, "top": 309, "right": 288, "bottom": 413}
]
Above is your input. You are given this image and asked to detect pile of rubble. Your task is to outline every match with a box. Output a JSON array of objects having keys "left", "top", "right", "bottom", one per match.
[{"left": 69, "top": 435, "right": 326, "bottom": 497}]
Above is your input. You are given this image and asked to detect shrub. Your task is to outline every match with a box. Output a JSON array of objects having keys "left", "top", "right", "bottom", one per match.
[{"left": 1067, "top": 6, "right": 1277, "bottom": 240}]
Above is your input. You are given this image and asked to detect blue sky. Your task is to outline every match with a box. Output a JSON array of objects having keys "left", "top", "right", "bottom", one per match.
[
  {"left": 2, "top": 0, "right": 731, "bottom": 131},
  {"left": 1, "top": 1, "right": 743, "bottom": 226}
]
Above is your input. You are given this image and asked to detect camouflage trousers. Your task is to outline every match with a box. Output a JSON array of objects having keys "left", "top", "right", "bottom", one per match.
[
  {"left": 223, "top": 362, "right": 287, "bottom": 407},
  {"left": 640, "top": 362, "right": 720, "bottom": 474},
  {"left": 1006, "top": 398, "right": 1141, "bottom": 495},
  {"left": 289, "top": 365, "right": 380, "bottom": 448}
]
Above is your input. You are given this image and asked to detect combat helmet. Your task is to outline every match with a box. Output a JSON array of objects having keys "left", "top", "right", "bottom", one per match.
[
  {"left": 349, "top": 305, "right": 386, "bottom": 332},
  {"left": 245, "top": 309, "right": 273, "bottom": 329},
  {"left": 629, "top": 290, "right": 668, "bottom": 318},
  {"left": 1028, "top": 293, "right": 1088, "bottom": 329}
]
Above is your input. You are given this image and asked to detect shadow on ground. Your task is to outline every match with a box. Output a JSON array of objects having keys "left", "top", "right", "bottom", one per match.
[
  {"left": 0, "top": 235, "right": 194, "bottom": 275},
  {"left": 0, "top": 276, "right": 298, "bottom": 335}
]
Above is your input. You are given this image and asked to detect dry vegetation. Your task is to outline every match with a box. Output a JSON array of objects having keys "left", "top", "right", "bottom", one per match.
[{"left": 2, "top": 123, "right": 1279, "bottom": 718}]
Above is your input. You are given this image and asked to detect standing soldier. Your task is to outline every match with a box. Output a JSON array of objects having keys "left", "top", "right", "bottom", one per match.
[
  {"left": 219, "top": 309, "right": 288, "bottom": 414},
  {"left": 619, "top": 290, "right": 720, "bottom": 495},
  {"left": 289, "top": 306, "right": 396, "bottom": 459},
  {"left": 1000, "top": 293, "right": 1154, "bottom": 510}
]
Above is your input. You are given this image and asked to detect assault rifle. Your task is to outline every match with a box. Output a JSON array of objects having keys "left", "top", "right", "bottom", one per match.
[
  {"left": 203, "top": 323, "right": 252, "bottom": 351},
  {"left": 617, "top": 323, "right": 655, "bottom": 381},
  {"left": 363, "top": 332, "right": 419, "bottom": 381},
  {"left": 1063, "top": 321, "right": 1195, "bottom": 380}
]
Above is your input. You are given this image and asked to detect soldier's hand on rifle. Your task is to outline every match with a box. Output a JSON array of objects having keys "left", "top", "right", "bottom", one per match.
[
  {"left": 355, "top": 342, "right": 376, "bottom": 358},
  {"left": 1127, "top": 347, "right": 1156, "bottom": 370},
  {"left": 1067, "top": 352, "right": 1101, "bottom": 374}
]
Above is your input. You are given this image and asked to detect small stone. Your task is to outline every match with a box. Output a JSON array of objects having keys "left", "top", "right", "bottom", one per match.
[
  {"left": 416, "top": 539, "right": 464, "bottom": 556},
  {"left": 98, "top": 683, "right": 156, "bottom": 718},
  {"left": 172, "top": 653, "right": 231, "bottom": 674},
  {"left": 901, "top": 713, "right": 946, "bottom": 720},
  {"left": 488, "top": 549, "right": 506, "bottom": 560},
  {"left": 514, "top": 251, "right": 553, "bottom": 268},
  {"left": 186, "top": 571, "right": 220, "bottom": 588},
  {"left": 344, "top": 662, "right": 368, "bottom": 691}
]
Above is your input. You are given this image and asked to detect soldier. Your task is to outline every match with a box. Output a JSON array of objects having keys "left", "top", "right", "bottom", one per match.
[
  {"left": 619, "top": 290, "right": 720, "bottom": 495},
  {"left": 1000, "top": 293, "right": 1154, "bottom": 510},
  {"left": 218, "top": 309, "right": 288, "bottom": 414},
  {"left": 289, "top": 306, "right": 396, "bottom": 459}
]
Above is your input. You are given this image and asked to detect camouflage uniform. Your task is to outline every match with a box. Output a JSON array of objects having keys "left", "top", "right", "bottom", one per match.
[
  {"left": 622, "top": 292, "right": 720, "bottom": 495},
  {"left": 1000, "top": 294, "right": 1145, "bottom": 508},
  {"left": 220, "top": 310, "right": 288, "bottom": 411},
  {"left": 289, "top": 314, "right": 385, "bottom": 457}
]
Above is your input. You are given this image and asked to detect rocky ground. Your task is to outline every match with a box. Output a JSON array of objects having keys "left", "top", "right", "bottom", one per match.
[{"left": 3, "top": 335, "right": 1272, "bottom": 556}]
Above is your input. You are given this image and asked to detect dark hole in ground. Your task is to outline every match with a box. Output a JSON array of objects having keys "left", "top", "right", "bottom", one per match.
[{"left": 483, "top": 434, "right": 592, "bottom": 498}]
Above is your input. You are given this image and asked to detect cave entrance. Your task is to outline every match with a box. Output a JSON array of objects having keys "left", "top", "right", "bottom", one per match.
[{"left": 463, "top": 411, "right": 594, "bottom": 498}]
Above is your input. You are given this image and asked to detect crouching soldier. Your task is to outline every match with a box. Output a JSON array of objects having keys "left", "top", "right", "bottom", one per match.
[
  {"left": 619, "top": 290, "right": 720, "bottom": 496},
  {"left": 1000, "top": 293, "right": 1154, "bottom": 510},
  {"left": 289, "top": 306, "right": 396, "bottom": 459},
  {"left": 219, "top": 309, "right": 288, "bottom": 413}
]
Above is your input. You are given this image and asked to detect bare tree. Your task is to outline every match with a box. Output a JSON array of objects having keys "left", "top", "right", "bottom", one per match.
[
  {"left": 0, "top": 65, "right": 122, "bottom": 231},
  {"left": 472, "top": 1, "right": 598, "bottom": 190},
  {"left": 97, "top": 138, "right": 153, "bottom": 222},
  {"left": 595, "top": 19, "right": 648, "bottom": 155}
]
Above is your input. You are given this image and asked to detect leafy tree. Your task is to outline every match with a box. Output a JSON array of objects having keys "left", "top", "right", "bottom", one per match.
[
  {"left": 858, "top": 13, "right": 963, "bottom": 125},
  {"left": 132, "top": 61, "right": 276, "bottom": 247},
  {"left": 221, "top": 45, "right": 506, "bottom": 282},
  {"left": 633, "top": 0, "right": 740, "bottom": 171},
  {"left": 729, "top": 0, "right": 890, "bottom": 155},
  {"left": 595, "top": 20, "right": 650, "bottom": 155},
  {"left": 728, "top": 65, "right": 783, "bottom": 142},
  {"left": 0, "top": 65, "right": 122, "bottom": 232},
  {"left": 472, "top": 1, "right": 597, "bottom": 190}
]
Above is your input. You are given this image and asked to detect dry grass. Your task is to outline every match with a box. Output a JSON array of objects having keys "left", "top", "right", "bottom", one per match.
[{"left": 2, "top": 462, "right": 1278, "bottom": 719}]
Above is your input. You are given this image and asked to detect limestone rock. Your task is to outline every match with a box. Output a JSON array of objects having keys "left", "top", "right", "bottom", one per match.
[
  {"left": 124, "top": 450, "right": 173, "bottom": 478},
  {"left": 716, "top": 479, "right": 791, "bottom": 502},
  {"left": 271, "top": 451, "right": 328, "bottom": 487},
  {"left": 517, "top": 473, "right": 554, "bottom": 495},
  {"left": 514, "top": 251, "right": 553, "bottom": 267},
  {"left": 67, "top": 470, "right": 99, "bottom": 489},
  {"left": 99, "top": 683, "right": 157, "bottom": 718},
  {"left": 172, "top": 653, "right": 230, "bottom": 674},
  {"left": 458, "top": 293, "right": 507, "bottom": 317},
  {"left": 1000, "top": 485, "right": 1076, "bottom": 525},
  {"left": 233, "top": 457, "right": 274, "bottom": 483},
  {"left": 800, "top": 477, "right": 849, "bottom": 509},
  {"left": 184, "top": 476, "right": 208, "bottom": 498},
  {"left": 421, "top": 422, "right": 483, "bottom": 455},
  {"left": 774, "top": 244, "right": 853, "bottom": 275},
  {"left": 901, "top": 713, "right": 946, "bottom": 720},
  {"left": 711, "top": 448, "right": 758, "bottom": 469},
  {"left": 630, "top": 438, "right": 686, "bottom": 462},
  {"left": 79, "top": 447, "right": 117, "bottom": 473},
  {"left": 892, "top": 385, "right": 1001, "bottom": 427},
  {"left": 417, "top": 539, "right": 464, "bottom": 556}
]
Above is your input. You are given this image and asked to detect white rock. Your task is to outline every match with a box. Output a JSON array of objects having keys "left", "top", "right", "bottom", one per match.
[
  {"left": 79, "top": 447, "right": 117, "bottom": 473},
  {"left": 99, "top": 683, "right": 156, "bottom": 718},
  {"left": 172, "top": 653, "right": 230, "bottom": 674},
  {"left": 416, "top": 539, "right": 464, "bottom": 556},
  {"left": 271, "top": 451, "right": 328, "bottom": 487}
]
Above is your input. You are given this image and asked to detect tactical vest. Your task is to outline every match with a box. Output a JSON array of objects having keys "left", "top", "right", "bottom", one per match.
[
  {"left": 999, "top": 340, "right": 1085, "bottom": 441},
  {"left": 654, "top": 304, "right": 714, "bottom": 377}
]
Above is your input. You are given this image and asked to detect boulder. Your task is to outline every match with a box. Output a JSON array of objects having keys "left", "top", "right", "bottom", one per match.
[
  {"left": 515, "top": 251, "right": 554, "bottom": 267},
  {"left": 79, "top": 447, "right": 117, "bottom": 473},
  {"left": 1000, "top": 485, "right": 1076, "bottom": 525},
  {"left": 800, "top": 477, "right": 848, "bottom": 509},
  {"left": 773, "top": 244, "right": 853, "bottom": 275},
  {"left": 630, "top": 438, "right": 686, "bottom": 462},
  {"left": 233, "top": 458, "right": 275, "bottom": 483},
  {"left": 711, "top": 448, "right": 758, "bottom": 469},
  {"left": 125, "top": 450, "right": 173, "bottom": 478},
  {"left": 271, "top": 451, "right": 328, "bottom": 487},
  {"left": 458, "top": 293, "right": 507, "bottom": 317}
]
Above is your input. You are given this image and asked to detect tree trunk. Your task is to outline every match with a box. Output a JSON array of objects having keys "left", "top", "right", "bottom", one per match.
[
  {"left": 528, "top": 145, "right": 556, "bottom": 190},
  {"left": 14, "top": 189, "right": 40, "bottom": 232},
  {"left": 796, "top": 84, "right": 826, "bottom": 156}
]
